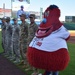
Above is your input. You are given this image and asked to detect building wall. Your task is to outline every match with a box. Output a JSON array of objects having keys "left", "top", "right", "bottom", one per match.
[
  {"left": 65, "top": 16, "right": 75, "bottom": 22},
  {"left": 0, "top": 8, "right": 11, "bottom": 18},
  {"left": 0, "top": 8, "right": 42, "bottom": 20},
  {"left": 12, "top": 10, "right": 41, "bottom": 19}
]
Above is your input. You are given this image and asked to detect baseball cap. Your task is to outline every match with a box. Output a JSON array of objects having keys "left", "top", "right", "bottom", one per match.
[{"left": 21, "top": 5, "right": 24, "bottom": 8}]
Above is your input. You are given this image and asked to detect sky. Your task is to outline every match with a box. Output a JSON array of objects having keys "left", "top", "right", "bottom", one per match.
[{"left": 0, "top": 0, "right": 75, "bottom": 21}]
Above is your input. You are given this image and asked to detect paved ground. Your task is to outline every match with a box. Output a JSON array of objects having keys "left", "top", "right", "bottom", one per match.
[{"left": 0, "top": 54, "right": 26, "bottom": 75}]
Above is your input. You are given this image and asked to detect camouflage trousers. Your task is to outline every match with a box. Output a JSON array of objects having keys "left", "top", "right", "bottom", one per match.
[
  {"left": 6, "top": 37, "right": 13, "bottom": 57},
  {"left": 20, "top": 41, "right": 28, "bottom": 65},
  {"left": 13, "top": 39, "right": 21, "bottom": 59}
]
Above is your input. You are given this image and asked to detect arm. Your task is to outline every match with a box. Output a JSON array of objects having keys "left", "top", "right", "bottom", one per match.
[{"left": 59, "top": 26, "right": 70, "bottom": 41}]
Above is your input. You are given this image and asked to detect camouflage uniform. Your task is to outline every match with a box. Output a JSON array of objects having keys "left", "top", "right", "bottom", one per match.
[
  {"left": 1, "top": 21, "right": 7, "bottom": 53},
  {"left": 12, "top": 23, "right": 21, "bottom": 62},
  {"left": 20, "top": 21, "right": 29, "bottom": 64},
  {"left": 26, "top": 22, "right": 39, "bottom": 72},
  {"left": 28, "top": 22, "right": 38, "bottom": 45},
  {"left": 6, "top": 22, "right": 13, "bottom": 58},
  {"left": 26, "top": 14, "right": 39, "bottom": 73}
]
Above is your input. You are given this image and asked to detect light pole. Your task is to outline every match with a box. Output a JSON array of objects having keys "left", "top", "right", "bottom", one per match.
[
  {"left": 3, "top": 3, "right": 5, "bottom": 17},
  {"left": 11, "top": 0, "right": 14, "bottom": 18},
  {"left": 40, "top": 7, "right": 43, "bottom": 21}
]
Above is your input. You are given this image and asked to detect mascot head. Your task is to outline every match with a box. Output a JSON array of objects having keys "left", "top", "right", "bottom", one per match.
[{"left": 36, "top": 5, "right": 63, "bottom": 38}]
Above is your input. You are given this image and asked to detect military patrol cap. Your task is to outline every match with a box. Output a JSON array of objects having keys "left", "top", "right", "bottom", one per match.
[
  {"left": 29, "top": 14, "right": 35, "bottom": 18},
  {"left": 19, "top": 13, "right": 27, "bottom": 18},
  {"left": 6, "top": 17, "right": 10, "bottom": 22},
  {"left": 1, "top": 16, "right": 7, "bottom": 20},
  {"left": 12, "top": 18, "right": 17, "bottom": 21}
]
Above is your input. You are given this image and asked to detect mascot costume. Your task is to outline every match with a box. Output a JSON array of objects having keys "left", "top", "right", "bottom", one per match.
[{"left": 27, "top": 5, "right": 70, "bottom": 75}]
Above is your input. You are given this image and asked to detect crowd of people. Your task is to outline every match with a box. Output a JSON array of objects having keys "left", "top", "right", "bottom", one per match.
[{"left": 1, "top": 9, "right": 39, "bottom": 74}]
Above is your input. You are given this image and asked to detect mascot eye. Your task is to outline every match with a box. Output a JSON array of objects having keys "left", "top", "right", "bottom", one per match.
[
  {"left": 45, "top": 11, "right": 50, "bottom": 17},
  {"left": 44, "top": 12, "right": 47, "bottom": 16}
]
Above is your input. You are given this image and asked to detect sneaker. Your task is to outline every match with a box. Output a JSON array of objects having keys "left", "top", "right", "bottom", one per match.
[
  {"left": 17, "top": 60, "right": 24, "bottom": 65},
  {"left": 7, "top": 56, "right": 12, "bottom": 59},
  {"left": 4, "top": 54, "right": 9, "bottom": 57},
  {"left": 10, "top": 57, "right": 15, "bottom": 61},
  {"left": 25, "top": 67, "right": 33, "bottom": 71},
  {"left": 22, "top": 64, "right": 27, "bottom": 69},
  {"left": 38, "top": 73, "right": 42, "bottom": 75},
  {"left": 31, "top": 72, "right": 39, "bottom": 75}
]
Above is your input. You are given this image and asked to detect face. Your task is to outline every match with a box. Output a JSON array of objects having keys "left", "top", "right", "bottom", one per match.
[
  {"left": 35, "top": 7, "right": 53, "bottom": 38},
  {"left": 21, "top": 7, "right": 24, "bottom": 10},
  {"left": 20, "top": 16, "right": 25, "bottom": 21},
  {"left": 14, "top": 20, "right": 17, "bottom": 24},
  {"left": 36, "top": 5, "right": 61, "bottom": 38},
  {"left": 29, "top": 17, "right": 35, "bottom": 23}
]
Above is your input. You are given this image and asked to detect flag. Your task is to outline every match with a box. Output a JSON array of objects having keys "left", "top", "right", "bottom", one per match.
[
  {"left": 12, "top": 0, "right": 30, "bottom": 11},
  {"left": 12, "top": 0, "right": 30, "bottom": 4},
  {"left": 26, "top": 0, "right": 30, "bottom": 4},
  {"left": 12, "top": 0, "right": 15, "bottom": 2}
]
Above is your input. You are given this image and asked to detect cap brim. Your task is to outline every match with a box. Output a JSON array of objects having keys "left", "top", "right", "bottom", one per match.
[
  {"left": 19, "top": 15, "right": 22, "bottom": 17},
  {"left": 21, "top": 6, "right": 24, "bottom": 8},
  {"left": 29, "top": 16, "right": 34, "bottom": 18}
]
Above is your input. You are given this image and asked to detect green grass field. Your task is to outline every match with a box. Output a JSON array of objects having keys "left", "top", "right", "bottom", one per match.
[
  {"left": 0, "top": 31, "right": 3, "bottom": 53},
  {"left": 59, "top": 43, "right": 75, "bottom": 75},
  {"left": 0, "top": 31, "right": 75, "bottom": 75}
]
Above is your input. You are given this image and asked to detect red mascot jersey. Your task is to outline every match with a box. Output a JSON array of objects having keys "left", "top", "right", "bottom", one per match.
[{"left": 27, "top": 5, "right": 70, "bottom": 71}]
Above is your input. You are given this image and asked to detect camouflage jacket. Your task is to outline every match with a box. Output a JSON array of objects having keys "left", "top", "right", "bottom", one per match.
[
  {"left": 28, "top": 22, "right": 38, "bottom": 44},
  {"left": 6, "top": 23, "right": 13, "bottom": 38},
  {"left": 12, "top": 24, "right": 20, "bottom": 40},
  {"left": 20, "top": 21, "right": 29, "bottom": 43},
  {"left": 1, "top": 22, "right": 7, "bottom": 36},
  {"left": 1, "top": 22, "right": 7, "bottom": 30}
]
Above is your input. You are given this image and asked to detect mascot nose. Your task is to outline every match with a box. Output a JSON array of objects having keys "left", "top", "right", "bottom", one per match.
[{"left": 42, "top": 18, "right": 47, "bottom": 24}]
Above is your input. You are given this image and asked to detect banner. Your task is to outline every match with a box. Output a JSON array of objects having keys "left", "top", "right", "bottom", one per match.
[
  {"left": 12, "top": 0, "right": 30, "bottom": 4},
  {"left": 12, "top": 0, "right": 30, "bottom": 11}
]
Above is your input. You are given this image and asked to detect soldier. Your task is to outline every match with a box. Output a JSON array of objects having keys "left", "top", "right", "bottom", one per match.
[
  {"left": 19, "top": 13, "right": 29, "bottom": 68},
  {"left": 28, "top": 14, "right": 38, "bottom": 45},
  {"left": 5, "top": 17, "right": 13, "bottom": 59},
  {"left": 26, "top": 14, "right": 39, "bottom": 74},
  {"left": 1, "top": 17, "right": 7, "bottom": 54},
  {"left": 12, "top": 18, "right": 21, "bottom": 63}
]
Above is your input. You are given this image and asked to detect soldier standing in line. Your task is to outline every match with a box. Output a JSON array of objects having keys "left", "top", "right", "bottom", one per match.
[
  {"left": 5, "top": 17, "right": 14, "bottom": 59},
  {"left": 26, "top": 14, "right": 39, "bottom": 75},
  {"left": 1, "top": 17, "right": 7, "bottom": 54},
  {"left": 28, "top": 14, "right": 38, "bottom": 45},
  {"left": 12, "top": 18, "right": 21, "bottom": 63},
  {"left": 19, "top": 13, "right": 29, "bottom": 68}
]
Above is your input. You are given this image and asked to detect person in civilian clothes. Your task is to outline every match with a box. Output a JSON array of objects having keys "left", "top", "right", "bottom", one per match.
[{"left": 17, "top": 5, "right": 26, "bottom": 19}]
